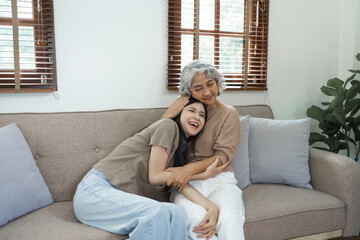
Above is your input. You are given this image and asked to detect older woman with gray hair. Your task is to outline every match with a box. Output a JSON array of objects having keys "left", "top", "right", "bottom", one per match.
[{"left": 162, "top": 60, "right": 245, "bottom": 240}]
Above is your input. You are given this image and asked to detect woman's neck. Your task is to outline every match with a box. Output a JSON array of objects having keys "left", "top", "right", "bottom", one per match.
[{"left": 206, "top": 99, "right": 223, "bottom": 110}]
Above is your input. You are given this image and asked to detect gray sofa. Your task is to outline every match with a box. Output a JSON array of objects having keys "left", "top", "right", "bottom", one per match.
[{"left": 0, "top": 105, "right": 359, "bottom": 240}]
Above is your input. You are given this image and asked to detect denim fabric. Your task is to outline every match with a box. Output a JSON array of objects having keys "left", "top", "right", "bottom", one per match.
[{"left": 73, "top": 168, "right": 188, "bottom": 240}]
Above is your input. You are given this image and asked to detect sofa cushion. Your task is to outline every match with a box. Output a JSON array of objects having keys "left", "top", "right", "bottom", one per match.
[
  {"left": 243, "top": 184, "right": 345, "bottom": 240},
  {"left": 0, "top": 201, "right": 126, "bottom": 240},
  {"left": 232, "top": 115, "right": 251, "bottom": 189},
  {"left": 0, "top": 187, "right": 345, "bottom": 240},
  {"left": 0, "top": 123, "right": 53, "bottom": 227},
  {"left": 248, "top": 117, "right": 313, "bottom": 189}
]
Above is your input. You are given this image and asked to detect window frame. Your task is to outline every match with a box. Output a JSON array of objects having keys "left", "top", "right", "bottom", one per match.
[
  {"left": 167, "top": 0, "right": 269, "bottom": 91},
  {"left": 0, "top": 0, "right": 57, "bottom": 93}
]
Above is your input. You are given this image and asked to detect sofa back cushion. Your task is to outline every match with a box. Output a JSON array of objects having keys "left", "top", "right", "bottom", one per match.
[{"left": 0, "top": 105, "right": 273, "bottom": 202}]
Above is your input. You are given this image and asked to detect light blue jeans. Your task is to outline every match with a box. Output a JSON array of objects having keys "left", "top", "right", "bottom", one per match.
[{"left": 73, "top": 168, "right": 188, "bottom": 240}]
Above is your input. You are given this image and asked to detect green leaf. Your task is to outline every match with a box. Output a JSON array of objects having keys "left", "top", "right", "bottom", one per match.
[
  {"left": 309, "top": 132, "right": 324, "bottom": 145},
  {"left": 335, "top": 142, "right": 349, "bottom": 152},
  {"left": 344, "top": 73, "right": 356, "bottom": 87},
  {"left": 325, "top": 113, "right": 338, "bottom": 123},
  {"left": 350, "top": 80, "right": 360, "bottom": 85},
  {"left": 345, "top": 99, "right": 360, "bottom": 115},
  {"left": 313, "top": 146, "right": 331, "bottom": 151},
  {"left": 350, "top": 105, "right": 360, "bottom": 117},
  {"left": 321, "top": 102, "right": 330, "bottom": 106},
  {"left": 337, "top": 132, "right": 353, "bottom": 143},
  {"left": 337, "top": 92, "right": 345, "bottom": 104},
  {"left": 327, "top": 78, "right": 344, "bottom": 91},
  {"left": 328, "top": 94, "right": 345, "bottom": 111},
  {"left": 345, "top": 83, "right": 359, "bottom": 100},
  {"left": 354, "top": 115, "right": 360, "bottom": 124},
  {"left": 320, "top": 86, "right": 336, "bottom": 96},
  {"left": 356, "top": 53, "right": 360, "bottom": 61},
  {"left": 333, "top": 108, "right": 346, "bottom": 127},
  {"left": 307, "top": 105, "right": 324, "bottom": 122},
  {"left": 349, "top": 70, "right": 360, "bottom": 74},
  {"left": 319, "top": 122, "right": 326, "bottom": 130},
  {"left": 328, "top": 98, "right": 338, "bottom": 111},
  {"left": 353, "top": 123, "right": 360, "bottom": 141},
  {"left": 324, "top": 137, "right": 338, "bottom": 152}
]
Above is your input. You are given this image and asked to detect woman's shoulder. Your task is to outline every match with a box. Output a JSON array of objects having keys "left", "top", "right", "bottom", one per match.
[
  {"left": 214, "top": 104, "right": 238, "bottom": 117},
  {"left": 145, "top": 119, "right": 178, "bottom": 135},
  {"left": 152, "top": 118, "right": 177, "bottom": 129},
  {"left": 223, "top": 104, "right": 238, "bottom": 112}
]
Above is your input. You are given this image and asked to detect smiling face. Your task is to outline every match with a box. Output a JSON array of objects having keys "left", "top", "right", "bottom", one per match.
[
  {"left": 190, "top": 73, "right": 219, "bottom": 109},
  {"left": 180, "top": 102, "right": 206, "bottom": 138}
]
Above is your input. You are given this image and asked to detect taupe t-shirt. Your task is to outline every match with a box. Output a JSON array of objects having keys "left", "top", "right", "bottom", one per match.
[
  {"left": 188, "top": 104, "right": 240, "bottom": 172},
  {"left": 94, "top": 119, "right": 179, "bottom": 202}
]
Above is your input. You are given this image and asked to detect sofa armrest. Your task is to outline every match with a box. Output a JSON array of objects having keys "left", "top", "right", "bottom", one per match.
[{"left": 309, "top": 147, "right": 360, "bottom": 237}]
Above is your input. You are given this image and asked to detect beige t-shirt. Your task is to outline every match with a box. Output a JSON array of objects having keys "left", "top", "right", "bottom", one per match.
[
  {"left": 94, "top": 119, "right": 179, "bottom": 202},
  {"left": 188, "top": 104, "right": 240, "bottom": 172}
]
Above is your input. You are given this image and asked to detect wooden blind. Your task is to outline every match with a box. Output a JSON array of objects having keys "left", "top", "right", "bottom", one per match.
[
  {"left": 168, "top": 0, "right": 269, "bottom": 91},
  {"left": 0, "top": 0, "right": 57, "bottom": 93}
]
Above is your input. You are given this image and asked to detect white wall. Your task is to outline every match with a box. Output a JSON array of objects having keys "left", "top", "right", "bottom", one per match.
[{"left": 0, "top": 0, "right": 359, "bottom": 122}]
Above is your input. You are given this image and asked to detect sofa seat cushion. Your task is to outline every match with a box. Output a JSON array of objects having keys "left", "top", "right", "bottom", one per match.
[
  {"left": 0, "top": 201, "right": 127, "bottom": 240},
  {"left": 243, "top": 184, "right": 345, "bottom": 240}
]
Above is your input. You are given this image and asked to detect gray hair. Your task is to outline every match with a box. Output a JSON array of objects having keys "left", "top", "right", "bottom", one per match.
[{"left": 179, "top": 60, "right": 225, "bottom": 96}]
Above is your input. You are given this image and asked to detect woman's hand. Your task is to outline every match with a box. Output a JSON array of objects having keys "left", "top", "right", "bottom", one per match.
[
  {"left": 166, "top": 165, "right": 192, "bottom": 192},
  {"left": 161, "top": 96, "right": 189, "bottom": 119},
  {"left": 203, "top": 157, "right": 229, "bottom": 179},
  {"left": 164, "top": 167, "right": 178, "bottom": 173},
  {"left": 192, "top": 204, "right": 219, "bottom": 239}
]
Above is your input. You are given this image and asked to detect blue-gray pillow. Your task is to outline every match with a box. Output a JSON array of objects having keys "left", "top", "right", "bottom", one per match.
[
  {"left": 248, "top": 117, "right": 313, "bottom": 189},
  {"left": 0, "top": 123, "right": 53, "bottom": 227},
  {"left": 232, "top": 115, "right": 251, "bottom": 189}
]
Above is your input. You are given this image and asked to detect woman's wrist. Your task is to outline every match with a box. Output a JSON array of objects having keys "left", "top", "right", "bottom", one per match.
[
  {"left": 207, "top": 202, "right": 218, "bottom": 212},
  {"left": 183, "top": 163, "right": 196, "bottom": 175}
]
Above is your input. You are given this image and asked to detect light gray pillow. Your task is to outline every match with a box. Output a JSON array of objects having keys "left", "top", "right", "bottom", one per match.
[
  {"left": 0, "top": 123, "right": 53, "bottom": 227},
  {"left": 232, "top": 115, "right": 251, "bottom": 189},
  {"left": 248, "top": 117, "right": 313, "bottom": 189}
]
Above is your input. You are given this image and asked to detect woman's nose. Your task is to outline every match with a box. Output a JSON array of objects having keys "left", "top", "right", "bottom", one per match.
[{"left": 204, "top": 87, "right": 211, "bottom": 96}]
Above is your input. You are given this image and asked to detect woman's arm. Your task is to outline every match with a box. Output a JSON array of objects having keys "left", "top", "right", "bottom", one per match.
[
  {"left": 148, "top": 145, "right": 218, "bottom": 238},
  {"left": 181, "top": 184, "right": 218, "bottom": 239},
  {"left": 166, "top": 155, "right": 225, "bottom": 191},
  {"left": 166, "top": 157, "right": 230, "bottom": 183},
  {"left": 148, "top": 145, "right": 173, "bottom": 185},
  {"left": 161, "top": 96, "right": 189, "bottom": 119}
]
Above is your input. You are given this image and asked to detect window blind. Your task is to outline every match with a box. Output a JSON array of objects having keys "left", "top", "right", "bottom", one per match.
[
  {"left": 0, "top": 0, "right": 57, "bottom": 93},
  {"left": 168, "top": 0, "right": 269, "bottom": 91}
]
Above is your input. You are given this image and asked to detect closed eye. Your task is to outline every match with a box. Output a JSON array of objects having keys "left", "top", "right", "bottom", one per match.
[{"left": 207, "top": 81, "right": 215, "bottom": 87}]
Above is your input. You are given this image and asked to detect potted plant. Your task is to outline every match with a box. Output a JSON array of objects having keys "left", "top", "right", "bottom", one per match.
[{"left": 307, "top": 53, "right": 360, "bottom": 162}]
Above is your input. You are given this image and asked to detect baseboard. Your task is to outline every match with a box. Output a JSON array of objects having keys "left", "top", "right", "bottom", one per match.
[{"left": 290, "top": 230, "right": 343, "bottom": 240}]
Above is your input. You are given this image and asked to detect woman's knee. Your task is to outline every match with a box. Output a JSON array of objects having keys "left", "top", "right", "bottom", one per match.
[
  {"left": 218, "top": 208, "right": 245, "bottom": 224},
  {"left": 146, "top": 202, "right": 171, "bottom": 221}
]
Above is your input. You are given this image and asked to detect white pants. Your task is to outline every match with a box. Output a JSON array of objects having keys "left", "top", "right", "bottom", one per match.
[{"left": 170, "top": 172, "right": 245, "bottom": 240}]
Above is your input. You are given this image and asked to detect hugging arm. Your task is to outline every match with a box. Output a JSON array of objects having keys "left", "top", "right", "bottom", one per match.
[
  {"left": 161, "top": 96, "right": 189, "bottom": 119},
  {"left": 148, "top": 145, "right": 219, "bottom": 238},
  {"left": 166, "top": 156, "right": 229, "bottom": 192}
]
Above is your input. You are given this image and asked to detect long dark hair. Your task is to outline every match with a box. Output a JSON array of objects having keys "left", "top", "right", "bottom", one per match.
[{"left": 172, "top": 97, "right": 207, "bottom": 167}]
